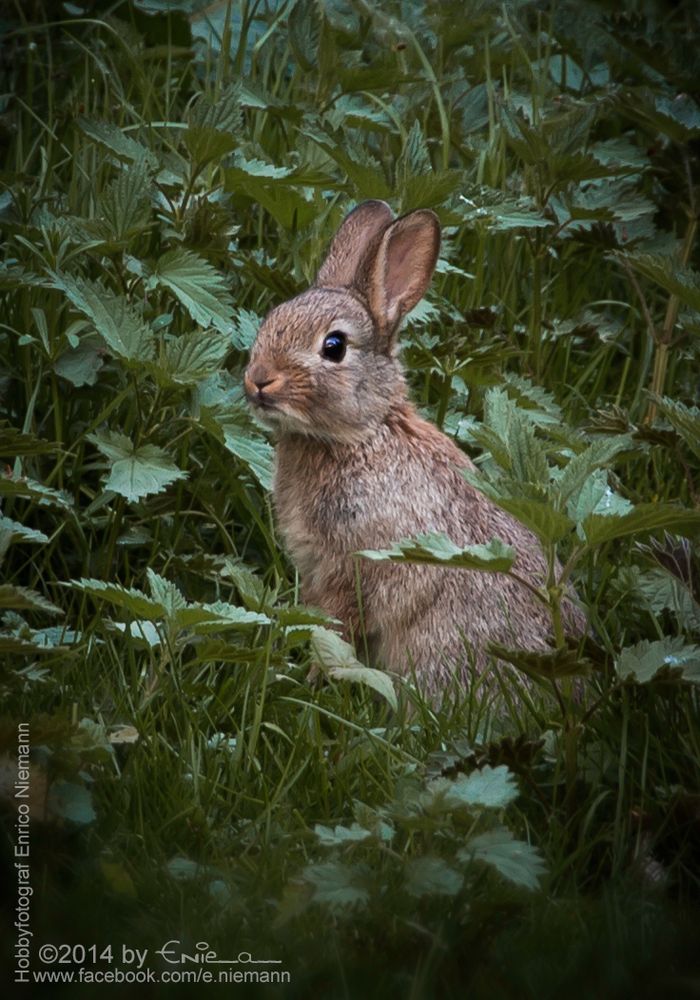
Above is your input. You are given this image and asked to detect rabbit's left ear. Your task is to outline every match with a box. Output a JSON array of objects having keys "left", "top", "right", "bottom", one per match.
[{"left": 366, "top": 210, "right": 440, "bottom": 337}]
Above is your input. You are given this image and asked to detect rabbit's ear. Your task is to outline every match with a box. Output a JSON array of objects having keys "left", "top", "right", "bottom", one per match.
[
  {"left": 315, "top": 200, "right": 394, "bottom": 287},
  {"left": 366, "top": 210, "right": 440, "bottom": 337}
]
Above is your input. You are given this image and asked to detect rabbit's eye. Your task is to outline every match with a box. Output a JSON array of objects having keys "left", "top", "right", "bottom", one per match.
[{"left": 321, "top": 331, "right": 347, "bottom": 362}]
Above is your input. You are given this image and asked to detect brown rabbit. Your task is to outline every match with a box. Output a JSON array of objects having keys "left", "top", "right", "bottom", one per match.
[{"left": 244, "top": 200, "right": 585, "bottom": 696}]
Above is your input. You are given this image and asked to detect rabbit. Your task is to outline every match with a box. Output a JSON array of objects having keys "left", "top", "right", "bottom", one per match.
[{"left": 244, "top": 200, "right": 585, "bottom": 697}]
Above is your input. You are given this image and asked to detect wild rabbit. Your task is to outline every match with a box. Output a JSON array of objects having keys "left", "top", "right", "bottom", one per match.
[{"left": 244, "top": 200, "right": 585, "bottom": 695}]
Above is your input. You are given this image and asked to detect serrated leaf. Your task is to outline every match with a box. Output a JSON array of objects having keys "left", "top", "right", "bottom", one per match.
[
  {"left": 219, "top": 423, "right": 274, "bottom": 490},
  {"left": 440, "top": 764, "right": 518, "bottom": 809},
  {"left": 314, "top": 823, "right": 372, "bottom": 847},
  {"left": 0, "top": 516, "right": 49, "bottom": 544},
  {"left": 77, "top": 117, "right": 158, "bottom": 168},
  {"left": 583, "top": 504, "right": 700, "bottom": 547},
  {"left": 612, "top": 252, "right": 700, "bottom": 312},
  {"left": 653, "top": 396, "right": 700, "bottom": 461},
  {"left": 464, "top": 486, "right": 574, "bottom": 545},
  {"left": 488, "top": 642, "right": 591, "bottom": 680},
  {"left": 89, "top": 158, "right": 153, "bottom": 244},
  {"left": 404, "top": 857, "right": 463, "bottom": 898},
  {"left": 358, "top": 532, "right": 515, "bottom": 573},
  {"left": 461, "top": 827, "right": 546, "bottom": 890},
  {"left": 175, "top": 601, "right": 270, "bottom": 632},
  {"left": 67, "top": 578, "right": 166, "bottom": 619},
  {"left": 566, "top": 469, "right": 633, "bottom": 523},
  {"left": 288, "top": 0, "right": 321, "bottom": 72},
  {"left": 0, "top": 473, "right": 71, "bottom": 508},
  {"left": 311, "top": 626, "right": 397, "bottom": 710},
  {"left": 110, "top": 620, "right": 162, "bottom": 647},
  {"left": 151, "top": 249, "right": 233, "bottom": 335},
  {"left": 0, "top": 423, "right": 56, "bottom": 457},
  {"left": 0, "top": 585, "right": 62, "bottom": 615},
  {"left": 616, "top": 637, "right": 700, "bottom": 684},
  {"left": 50, "top": 272, "right": 155, "bottom": 363},
  {"left": 89, "top": 429, "right": 187, "bottom": 502},
  {"left": 146, "top": 569, "right": 187, "bottom": 616},
  {"left": 157, "top": 331, "right": 229, "bottom": 386},
  {"left": 54, "top": 342, "right": 104, "bottom": 387},
  {"left": 302, "top": 861, "right": 370, "bottom": 908},
  {"left": 556, "top": 437, "right": 631, "bottom": 509}
]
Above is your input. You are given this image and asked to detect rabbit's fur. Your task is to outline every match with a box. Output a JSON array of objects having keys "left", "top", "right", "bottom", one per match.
[{"left": 245, "top": 200, "right": 585, "bottom": 695}]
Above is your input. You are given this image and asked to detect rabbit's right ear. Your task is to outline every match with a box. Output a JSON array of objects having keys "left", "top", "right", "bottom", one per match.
[{"left": 315, "top": 200, "right": 394, "bottom": 288}]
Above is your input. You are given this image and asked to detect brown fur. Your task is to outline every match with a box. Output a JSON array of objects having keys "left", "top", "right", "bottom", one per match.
[{"left": 244, "top": 201, "right": 585, "bottom": 696}]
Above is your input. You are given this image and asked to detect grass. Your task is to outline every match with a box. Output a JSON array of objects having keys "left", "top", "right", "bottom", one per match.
[{"left": 1, "top": 0, "right": 700, "bottom": 996}]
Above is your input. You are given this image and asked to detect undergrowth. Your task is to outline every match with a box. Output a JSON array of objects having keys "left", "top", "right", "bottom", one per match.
[{"left": 1, "top": 1, "right": 699, "bottom": 996}]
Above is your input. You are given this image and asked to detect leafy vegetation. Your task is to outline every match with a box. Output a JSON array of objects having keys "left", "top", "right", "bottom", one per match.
[{"left": 1, "top": 0, "right": 699, "bottom": 995}]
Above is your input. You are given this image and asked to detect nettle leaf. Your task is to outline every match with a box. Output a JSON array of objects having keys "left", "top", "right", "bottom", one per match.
[
  {"left": 653, "top": 396, "right": 700, "bottom": 461},
  {"left": 174, "top": 601, "right": 269, "bottom": 632},
  {"left": 146, "top": 569, "right": 187, "bottom": 616},
  {"left": 314, "top": 823, "right": 372, "bottom": 847},
  {"left": 230, "top": 308, "right": 260, "bottom": 350},
  {"left": 583, "top": 504, "right": 700, "bottom": 547},
  {"left": 463, "top": 484, "right": 575, "bottom": 545},
  {"left": 0, "top": 422, "right": 56, "bottom": 457},
  {"left": 612, "top": 252, "right": 700, "bottom": 312},
  {"left": 302, "top": 861, "right": 370, "bottom": 909},
  {"left": 358, "top": 533, "right": 515, "bottom": 573},
  {"left": 404, "top": 857, "right": 463, "bottom": 898},
  {"left": 488, "top": 642, "right": 591, "bottom": 681},
  {"left": 67, "top": 578, "right": 167, "bottom": 619},
  {"left": 150, "top": 249, "right": 234, "bottom": 335},
  {"left": 556, "top": 437, "right": 631, "bottom": 510},
  {"left": 0, "top": 516, "right": 49, "bottom": 545},
  {"left": 77, "top": 117, "right": 158, "bottom": 168},
  {"left": 0, "top": 585, "right": 62, "bottom": 615},
  {"left": 89, "top": 429, "right": 187, "bottom": 502},
  {"left": 635, "top": 567, "right": 700, "bottom": 630},
  {"left": 288, "top": 0, "right": 321, "bottom": 72},
  {"left": 50, "top": 272, "right": 155, "bottom": 363},
  {"left": 567, "top": 469, "right": 633, "bottom": 524},
  {"left": 616, "top": 637, "right": 700, "bottom": 684},
  {"left": 219, "top": 422, "right": 274, "bottom": 491},
  {"left": 0, "top": 473, "right": 71, "bottom": 508},
  {"left": 110, "top": 620, "right": 162, "bottom": 647},
  {"left": 54, "top": 342, "right": 104, "bottom": 387},
  {"left": 89, "top": 158, "right": 153, "bottom": 243},
  {"left": 439, "top": 764, "right": 518, "bottom": 810},
  {"left": 156, "top": 331, "right": 229, "bottom": 386},
  {"left": 311, "top": 626, "right": 398, "bottom": 711},
  {"left": 460, "top": 828, "right": 546, "bottom": 891}
]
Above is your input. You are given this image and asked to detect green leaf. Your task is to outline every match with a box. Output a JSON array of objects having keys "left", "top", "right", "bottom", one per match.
[
  {"left": 48, "top": 780, "right": 96, "bottom": 826},
  {"left": 54, "top": 342, "right": 104, "bottom": 387},
  {"left": 50, "top": 273, "right": 155, "bottom": 363},
  {"left": 616, "top": 637, "right": 700, "bottom": 684},
  {"left": 404, "top": 857, "right": 463, "bottom": 898},
  {"left": 488, "top": 642, "right": 591, "bottom": 681},
  {"left": 151, "top": 249, "right": 234, "bottom": 336},
  {"left": 440, "top": 764, "right": 518, "bottom": 809},
  {"left": 583, "top": 504, "right": 700, "bottom": 547},
  {"left": 612, "top": 252, "right": 700, "bottom": 312},
  {"left": 77, "top": 117, "right": 158, "bottom": 168},
  {"left": 460, "top": 828, "right": 546, "bottom": 890},
  {"left": 288, "top": 0, "right": 321, "bottom": 72},
  {"left": 67, "top": 578, "right": 166, "bottom": 619},
  {"left": 302, "top": 861, "right": 370, "bottom": 909},
  {"left": 0, "top": 585, "right": 63, "bottom": 615},
  {"left": 146, "top": 569, "right": 187, "bottom": 616},
  {"left": 556, "top": 437, "right": 631, "bottom": 508},
  {"left": 465, "top": 488, "right": 574, "bottom": 545},
  {"left": 175, "top": 601, "right": 270, "bottom": 632},
  {"left": 0, "top": 473, "right": 71, "bottom": 508},
  {"left": 219, "top": 423, "right": 274, "bottom": 491},
  {"left": 89, "top": 429, "right": 187, "bottom": 502},
  {"left": 314, "top": 823, "right": 372, "bottom": 847},
  {"left": 653, "top": 396, "right": 700, "bottom": 461},
  {"left": 358, "top": 532, "right": 515, "bottom": 573},
  {"left": 156, "top": 331, "right": 229, "bottom": 386},
  {"left": 311, "top": 626, "right": 397, "bottom": 711},
  {"left": 0, "top": 516, "right": 49, "bottom": 545},
  {"left": 89, "top": 158, "right": 153, "bottom": 244},
  {"left": 0, "top": 422, "right": 56, "bottom": 457},
  {"left": 566, "top": 469, "right": 633, "bottom": 524}
]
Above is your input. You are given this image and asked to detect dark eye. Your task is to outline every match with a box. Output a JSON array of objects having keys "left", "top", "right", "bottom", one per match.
[{"left": 321, "top": 331, "right": 347, "bottom": 362}]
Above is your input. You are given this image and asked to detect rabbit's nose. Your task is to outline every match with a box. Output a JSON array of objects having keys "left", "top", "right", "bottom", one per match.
[{"left": 244, "top": 369, "right": 283, "bottom": 400}]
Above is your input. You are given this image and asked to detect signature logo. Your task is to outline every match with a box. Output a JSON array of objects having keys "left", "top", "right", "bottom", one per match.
[{"left": 155, "top": 941, "right": 282, "bottom": 966}]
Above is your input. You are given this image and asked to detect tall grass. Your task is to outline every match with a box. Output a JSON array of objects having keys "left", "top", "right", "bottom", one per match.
[{"left": 1, "top": 1, "right": 699, "bottom": 995}]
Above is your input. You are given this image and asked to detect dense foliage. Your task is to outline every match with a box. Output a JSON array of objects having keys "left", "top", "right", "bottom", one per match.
[{"left": 1, "top": 0, "right": 699, "bottom": 995}]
